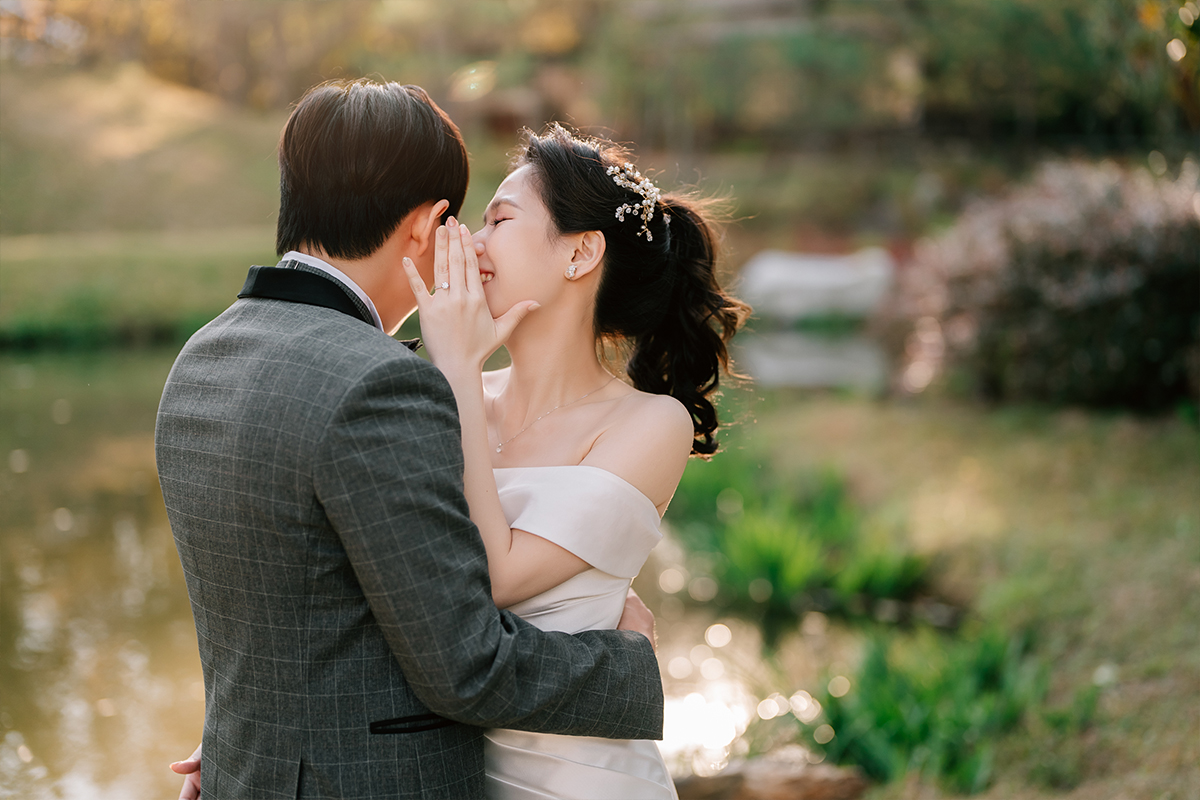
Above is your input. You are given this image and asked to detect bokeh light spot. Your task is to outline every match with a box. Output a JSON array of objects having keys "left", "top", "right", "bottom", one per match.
[
  {"left": 51, "top": 398, "right": 71, "bottom": 424},
  {"left": 658, "top": 567, "right": 686, "bottom": 594},
  {"left": 756, "top": 698, "right": 778, "bottom": 720},
  {"left": 667, "top": 656, "right": 693, "bottom": 679},
  {"left": 747, "top": 577, "right": 773, "bottom": 602},
  {"left": 1148, "top": 150, "right": 1168, "bottom": 176},
  {"left": 700, "top": 658, "right": 725, "bottom": 680},
  {"left": 688, "top": 575, "right": 718, "bottom": 602},
  {"left": 704, "top": 623, "right": 732, "bottom": 648},
  {"left": 448, "top": 61, "right": 497, "bottom": 102}
]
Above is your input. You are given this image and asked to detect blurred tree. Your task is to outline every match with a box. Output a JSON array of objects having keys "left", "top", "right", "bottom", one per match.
[
  {"left": 915, "top": 0, "right": 1197, "bottom": 142},
  {"left": 16, "top": 0, "right": 1195, "bottom": 144},
  {"left": 49, "top": 0, "right": 375, "bottom": 109}
]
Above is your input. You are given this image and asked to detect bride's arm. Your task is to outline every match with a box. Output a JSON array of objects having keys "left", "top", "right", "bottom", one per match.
[
  {"left": 403, "top": 220, "right": 590, "bottom": 608},
  {"left": 437, "top": 358, "right": 590, "bottom": 608}
]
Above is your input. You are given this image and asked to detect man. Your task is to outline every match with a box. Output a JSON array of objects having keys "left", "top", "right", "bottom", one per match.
[{"left": 156, "top": 80, "right": 661, "bottom": 799}]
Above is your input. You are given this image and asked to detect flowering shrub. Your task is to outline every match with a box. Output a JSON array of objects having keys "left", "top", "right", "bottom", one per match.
[{"left": 894, "top": 159, "right": 1200, "bottom": 411}]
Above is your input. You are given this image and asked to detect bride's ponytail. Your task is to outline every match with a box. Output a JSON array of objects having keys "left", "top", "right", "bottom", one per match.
[{"left": 517, "top": 124, "right": 751, "bottom": 457}]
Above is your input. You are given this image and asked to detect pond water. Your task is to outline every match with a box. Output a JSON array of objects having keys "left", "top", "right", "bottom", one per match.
[{"left": 0, "top": 350, "right": 862, "bottom": 798}]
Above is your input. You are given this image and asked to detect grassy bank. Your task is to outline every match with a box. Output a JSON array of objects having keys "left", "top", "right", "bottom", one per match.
[
  {"left": 0, "top": 227, "right": 277, "bottom": 347},
  {"left": 1, "top": 63, "right": 1036, "bottom": 349},
  {"left": 706, "top": 390, "right": 1200, "bottom": 797}
]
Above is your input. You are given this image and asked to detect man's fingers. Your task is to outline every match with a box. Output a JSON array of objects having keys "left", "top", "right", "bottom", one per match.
[
  {"left": 171, "top": 742, "right": 202, "bottom": 799},
  {"left": 400, "top": 257, "right": 428, "bottom": 302},
  {"left": 170, "top": 742, "right": 202, "bottom": 774},
  {"left": 617, "top": 588, "right": 657, "bottom": 651},
  {"left": 446, "top": 217, "right": 465, "bottom": 292},
  {"left": 178, "top": 771, "right": 201, "bottom": 800},
  {"left": 494, "top": 301, "right": 540, "bottom": 343},
  {"left": 433, "top": 224, "right": 450, "bottom": 289}
]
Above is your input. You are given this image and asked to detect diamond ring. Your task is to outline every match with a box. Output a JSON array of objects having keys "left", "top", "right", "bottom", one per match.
[{"left": 437, "top": 282, "right": 449, "bottom": 291}]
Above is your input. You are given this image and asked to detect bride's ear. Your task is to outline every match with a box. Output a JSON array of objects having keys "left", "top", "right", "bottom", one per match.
[
  {"left": 410, "top": 199, "right": 451, "bottom": 255},
  {"left": 566, "top": 230, "right": 606, "bottom": 279}
]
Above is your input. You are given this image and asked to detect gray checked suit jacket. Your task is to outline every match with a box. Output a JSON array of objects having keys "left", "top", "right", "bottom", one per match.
[{"left": 155, "top": 274, "right": 664, "bottom": 799}]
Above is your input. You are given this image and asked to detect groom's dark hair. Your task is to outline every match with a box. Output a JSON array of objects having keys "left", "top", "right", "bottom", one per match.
[{"left": 276, "top": 80, "right": 468, "bottom": 259}]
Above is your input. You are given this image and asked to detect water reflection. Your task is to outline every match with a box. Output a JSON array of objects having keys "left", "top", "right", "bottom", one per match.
[
  {"left": 1, "top": 353, "right": 202, "bottom": 799},
  {"left": 661, "top": 684, "right": 753, "bottom": 777}
]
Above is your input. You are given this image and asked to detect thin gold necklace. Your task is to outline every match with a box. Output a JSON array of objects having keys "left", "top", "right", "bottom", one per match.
[{"left": 493, "top": 375, "right": 617, "bottom": 453}]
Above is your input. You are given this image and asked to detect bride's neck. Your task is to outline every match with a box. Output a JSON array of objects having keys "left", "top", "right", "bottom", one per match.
[{"left": 496, "top": 308, "right": 610, "bottom": 420}]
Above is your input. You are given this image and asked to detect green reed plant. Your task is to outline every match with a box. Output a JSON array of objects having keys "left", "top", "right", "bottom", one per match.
[
  {"left": 833, "top": 541, "right": 927, "bottom": 603},
  {"left": 801, "top": 629, "right": 1047, "bottom": 794},
  {"left": 717, "top": 508, "right": 827, "bottom": 647},
  {"left": 667, "top": 457, "right": 933, "bottom": 647}
]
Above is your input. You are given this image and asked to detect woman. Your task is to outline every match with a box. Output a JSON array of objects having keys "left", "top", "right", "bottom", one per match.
[{"left": 405, "top": 124, "right": 749, "bottom": 799}]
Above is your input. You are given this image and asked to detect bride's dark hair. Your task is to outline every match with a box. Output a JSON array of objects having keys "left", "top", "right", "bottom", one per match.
[{"left": 515, "top": 124, "right": 751, "bottom": 458}]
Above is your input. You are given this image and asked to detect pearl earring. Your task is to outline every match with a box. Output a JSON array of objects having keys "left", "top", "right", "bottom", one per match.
[{"left": 565, "top": 264, "right": 577, "bottom": 279}]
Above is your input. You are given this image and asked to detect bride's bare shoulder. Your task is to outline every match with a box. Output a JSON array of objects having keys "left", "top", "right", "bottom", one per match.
[
  {"left": 583, "top": 388, "right": 694, "bottom": 511},
  {"left": 610, "top": 389, "right": 692, "bottom": 445}
]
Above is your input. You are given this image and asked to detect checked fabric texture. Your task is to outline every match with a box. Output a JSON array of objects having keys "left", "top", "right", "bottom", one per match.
[{"left": 155, "top": 287, "right": 663, "bottom": 799}]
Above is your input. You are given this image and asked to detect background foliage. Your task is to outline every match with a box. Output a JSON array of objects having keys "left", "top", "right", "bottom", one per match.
[
  {"left": 893, "top": 159, "right": 1200, "bottom": 411},
  {"left": 7, "top": 0, "right": 1196, "bottom": 148},
  {"left": 2, "top": 1, "right": 1198, "bottom": 797}
]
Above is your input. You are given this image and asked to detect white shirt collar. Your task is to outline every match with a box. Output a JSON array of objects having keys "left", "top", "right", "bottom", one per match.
[{"left": 281, "top": 251, "right": 385, "bottom": 332}]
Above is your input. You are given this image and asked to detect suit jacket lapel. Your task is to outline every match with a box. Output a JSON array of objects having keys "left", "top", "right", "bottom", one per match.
[
  {"left": 237, "top": 264, "right": 421, "bottom": 351},
  {"left": 240, "top": 264, "right": 373, "bottom": 326}
]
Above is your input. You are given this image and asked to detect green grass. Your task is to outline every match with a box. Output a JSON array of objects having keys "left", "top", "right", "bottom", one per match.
[
  {"left": 808, "top": 629, "right": 1050, "bottom": 794},
  {"left": 667, "top": 449, "right": 935, "bottom": 648},
  {"left": 0, "top": 64, "right": 284, "bottom": 236},
  {"left": 715, "top": 391, "right": 1200, "bottom": 798},
  {"left": 0, "top": 227, "right": 278, "bottom": 347},
  {"left": 733, "top": 627, "right": 1058, "bottom": 794}
]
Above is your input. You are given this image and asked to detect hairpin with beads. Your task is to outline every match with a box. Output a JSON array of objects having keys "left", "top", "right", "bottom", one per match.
[{"left": 607, "top": 162, "right": 666, "bottom": 241}]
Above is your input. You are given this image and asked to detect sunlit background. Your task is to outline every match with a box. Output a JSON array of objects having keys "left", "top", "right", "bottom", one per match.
[{"left": 1, "top": 1, "right": 1198, "bottom": 798}]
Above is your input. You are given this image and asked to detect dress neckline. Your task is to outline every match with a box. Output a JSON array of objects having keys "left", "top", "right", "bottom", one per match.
[{"left": 493, "top": 464, "right": 661, "bottom": 518}]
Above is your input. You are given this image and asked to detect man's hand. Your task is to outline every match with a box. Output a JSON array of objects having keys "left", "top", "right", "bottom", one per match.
[
  {"left": 617, "top": 588, "right": 656, "bottom": 652},
  {"left": 169, "top": 742, "right": 202, "bottom": 800}
]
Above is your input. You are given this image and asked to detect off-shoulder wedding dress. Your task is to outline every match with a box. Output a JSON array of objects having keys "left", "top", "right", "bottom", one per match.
[{"left": 484, "top": 465, "right": 679, "bottom": 800}]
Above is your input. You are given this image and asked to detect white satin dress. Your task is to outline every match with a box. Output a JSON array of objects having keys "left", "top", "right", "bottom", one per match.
[{"left": 484, "top": 465, "right": 679, "bottom": 800}]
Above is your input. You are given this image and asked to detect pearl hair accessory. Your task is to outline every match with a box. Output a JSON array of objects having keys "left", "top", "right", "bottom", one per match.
[{"left": 607, "top": 162, "right": 664, "bottom": 241}]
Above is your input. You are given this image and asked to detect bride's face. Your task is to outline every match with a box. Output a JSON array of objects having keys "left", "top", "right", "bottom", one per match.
[{"left": 473, "top": 165, "right": 573, "bottom": 315}]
